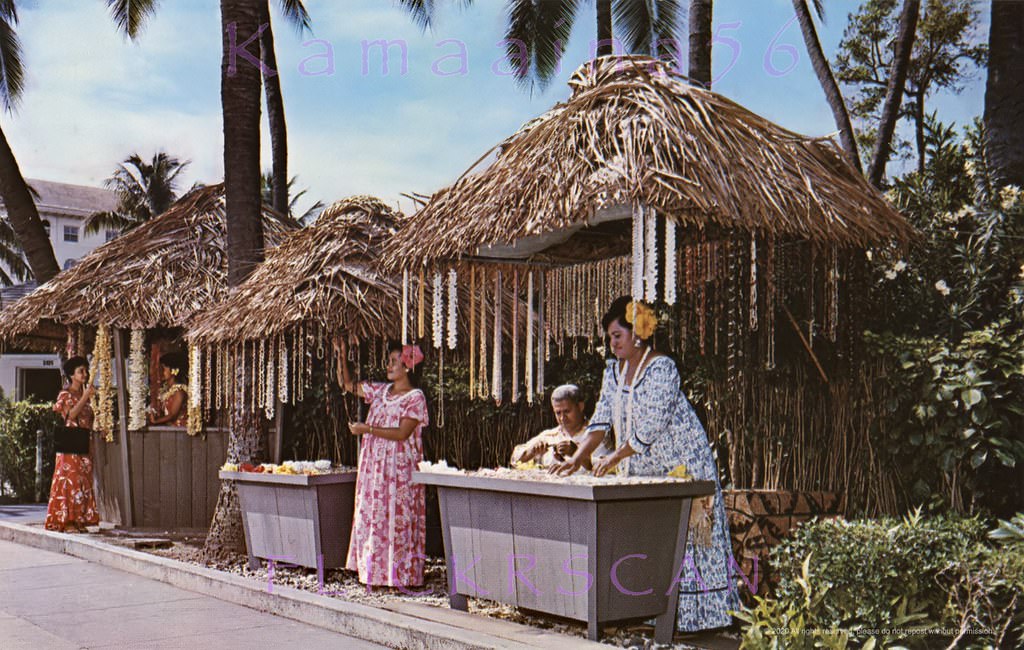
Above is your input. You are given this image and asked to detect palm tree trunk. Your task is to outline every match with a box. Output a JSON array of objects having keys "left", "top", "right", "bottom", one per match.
[
  {"left": 0, "top": 122, "right": 59, "bottom": 284},
  {"left": 792, "top": 0, "right": 862, "bottom": 173},
  {"left": 596, "top": 0, "right": 613, "bottom": 56},
  {"left": 984, "top": 0, "right": 1024, "bottom": 190},
  {"left": 260, "top": 1, "right": 289, "bottom": 216},
  {"left": 688, "top": 0, "right": 713, "bottom": 88},
  {"left": 205, "top": 0, "right": 267, "bottom": 559},
  {"left": 867, "top": 0, "right": 920, "bottom": 188}
]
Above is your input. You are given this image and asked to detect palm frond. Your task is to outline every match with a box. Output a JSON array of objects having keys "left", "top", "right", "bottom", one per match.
[
  {"left": 277, "top": 0, "right": 312, "bottom": 34},
  {"left": 395, "top": 0, "right": 436, "bottom": 31},
  {"left": 612, "top": 0, "right": 655, "bottom": 55},
  {"left": 105, "top": 0, "right": 160, "bottom": 39},
  {"left": 0, "top": 11, "right": 25, "bottom": 111},
  {"left": 811, "top": 0, "right": 826, "bottom": 23},
  {"left": 0, "top": 217, "right": 30, "bottom": 283},
  {"left": 82, "top": 211, "right": 140, "bottom": 237},
  {"left": 505, "top": 0, "right": 581, "bottom": 90},
  {"left": 654, "top": 0, "right": 683, "bottom": 61}
]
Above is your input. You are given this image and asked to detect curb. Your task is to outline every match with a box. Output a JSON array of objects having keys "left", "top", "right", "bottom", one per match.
[{"left": 0, "top": 520, "right": 601, "bottom": 650}]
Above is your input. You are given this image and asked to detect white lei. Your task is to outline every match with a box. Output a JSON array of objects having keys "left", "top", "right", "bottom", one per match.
[{"left": 611, "top": 346, "right": 652, "bottom": 475}]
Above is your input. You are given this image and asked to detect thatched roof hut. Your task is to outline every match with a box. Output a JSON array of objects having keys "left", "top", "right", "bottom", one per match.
[
  {"left": 385, "top": 56, "right": 914, "bottom": 268},
  {"left": 187, "top": 196, "right": 403, "bottom": 344},
  {"left": 0, "top": 184, "right": 298, "bottom": 341}
]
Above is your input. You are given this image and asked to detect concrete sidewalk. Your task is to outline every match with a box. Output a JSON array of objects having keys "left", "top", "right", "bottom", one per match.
[{"left": 0, "top": 538, "right": 386, "bottom": 649}]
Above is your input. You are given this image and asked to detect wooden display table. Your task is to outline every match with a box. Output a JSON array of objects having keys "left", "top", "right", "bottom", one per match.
[
  {"left": 414, "top": 470, "right": 714, "bottom": 642},
  {"left": 219, "top": 470, "right": 357, "bottom": 570}
]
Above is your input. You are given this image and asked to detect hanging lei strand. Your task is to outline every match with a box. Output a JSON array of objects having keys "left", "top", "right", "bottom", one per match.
[
  {"left": 278, "top": 333, "right": 289, "bottom": 404},
  {"left": 766, "top": 240, "right": 776, "bottom": 369},
  {"left": 401, "top": 269, "right": 410, "bottom": 345},
  {"left": 511, "top": 269, "right": 520, "bottom": 404},
  {"left": 664, "top": 216, "right": 677, "bottom": 305},
  {"left": 492, "top": 270, "right": 502, "bottom": 404},
  {"left": 827, "top": 246, "right": 839, "bottom": 342},
  {"left": 525, "top": 270, "right": 534, "bottom": 405},
  {"left": 432, "top": 269, "right": 443, "bottom": 349},
  {"left": 644, "top": 206, "right": 658, "bottom": 303},
  {"left": 188, "top": 344, "right": 203, "bottom": 436},
  {"left": 537, "top": 270, "right": 545, "bottom": 399},
  {"left": 749, "top": 236, "right": 759, "bottom": 331},
  {"left": 478, "top": 268, "right": 488, "bottom": 400},
  {"left": 447, "top": 268, "right": 458, "bottom": 350},
  {"left": 128, "top": 329, "right": 148, "bottom": 431},
  {"left": 631, "top": 202, "right": 645, "bottom": 305},
  {"left": 469, "top": 267, "right": 477, "bottom": 399},
  {"left": 265, "top": 337, "right": 276, "bottom": 420},
  {"left": 91, "top": 324, "right": 114, "bottom": 442},
  {"left": 418, "top": 267, "right": 426, "bottom": 340}
]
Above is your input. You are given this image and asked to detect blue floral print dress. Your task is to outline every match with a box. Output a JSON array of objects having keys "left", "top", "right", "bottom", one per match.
[{"left": 586, "top": 355, "right": 738, "bottom": 631}]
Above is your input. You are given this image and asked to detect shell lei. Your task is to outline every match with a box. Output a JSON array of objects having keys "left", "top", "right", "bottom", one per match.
[
  {"left": 644, "top": 206, "right": 658, "bottom": 303},
  {"left": 632, "top": 203, "right": 644, "bottom": 302},
  {"left": 446, "top": 269, "right": 458, "bottom": 350},
  {"left": 432, "top": 270, "right": 443, "bottom": 349},
  {"left": 511, "top": 270, "right": 519, "bottom": 404},
  {"left": 91, "top": 324, "right": 115, "bottom": 442},
  {"left": 401, "top": 268, "right": 410, "bottom": 345},
  {"left": 664, "top": 218, "right": 677, "bottom": 305},
  {"left": 525, "top": 271, "right": 534, "bottom": 405},
  {"left": 492, "top": 270, "right": 502, "bottom": 404},
  {"left": 128, "top": 329, "right": 148, "bottom": 431},
  {"left": 188, "top": 344, "right": 203, "bottom": 436}
]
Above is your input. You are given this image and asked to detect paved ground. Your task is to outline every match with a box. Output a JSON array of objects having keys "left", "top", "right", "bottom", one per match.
[
  {"left": 0, "top": 538, "right": 387, "bottom": 650},
  {"left": 0, "top": 503, "right": 47, "bottom": 524}
]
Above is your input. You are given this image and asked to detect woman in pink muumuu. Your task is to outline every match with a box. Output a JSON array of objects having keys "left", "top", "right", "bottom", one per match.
[{"left": 336, "top": 339, "right": 428, "bottom": 587}]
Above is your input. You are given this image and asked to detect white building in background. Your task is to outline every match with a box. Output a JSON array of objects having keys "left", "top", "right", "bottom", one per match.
[{"left": 0, "top": 179, "right": 118, "bottom": 402}]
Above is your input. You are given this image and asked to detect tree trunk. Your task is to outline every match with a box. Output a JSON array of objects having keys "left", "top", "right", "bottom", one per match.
[
  {"left": 205, "top": 0, "right": 267, "bottom": 559},
  {"left": 596, "top": 0, "right": 613, "bottom": 56},
  {"left": 688, "top": 0, "right": 713, "bottom": 89},
  {"left": 792, "top": 0, "right": 862, "bottom": 173},
  {"left": 867, "top": 0, "right": 920, "bottom": 188},
  {"left": 260, "top": 1, "right": 289, "bottom": 216},
  {"left": 984, "top": 0, "right": 1024, "bottom": 190},
  {"left": 914, "top": 93, "right": 926, "bottom": 174},
  {"left": 0, "top": 123, "right": 60, "bottom": 284},
  {"left": 222, "top": 0, "right": 265, "bottom": 287}
]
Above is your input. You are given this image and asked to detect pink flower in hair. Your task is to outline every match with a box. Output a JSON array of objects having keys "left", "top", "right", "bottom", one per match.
[{"left": 400, "top": 345, "right": 424, "bottom": 371}]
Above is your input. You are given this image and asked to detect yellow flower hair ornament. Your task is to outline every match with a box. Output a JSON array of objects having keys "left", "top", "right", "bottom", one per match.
[{"left": 625, "top": 301, "right": 658, "bottom": 339}]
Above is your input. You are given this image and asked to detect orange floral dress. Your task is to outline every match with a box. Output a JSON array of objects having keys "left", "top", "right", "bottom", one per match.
[{"left": 45, "top": 389, "right": 100, "bottom": 532}]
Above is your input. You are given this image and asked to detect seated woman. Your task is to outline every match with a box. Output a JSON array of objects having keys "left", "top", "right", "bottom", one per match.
[
  {"left": 148, "top": 352, "right": 188, "bottom": 427},
  {"left": 510, "top": 384, "right": 610, "bottom": 469}
]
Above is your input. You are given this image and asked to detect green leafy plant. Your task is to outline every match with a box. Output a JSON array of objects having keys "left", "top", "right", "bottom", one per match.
[{"left": 0, "top": 398, "right": 63, "bottom": 501}]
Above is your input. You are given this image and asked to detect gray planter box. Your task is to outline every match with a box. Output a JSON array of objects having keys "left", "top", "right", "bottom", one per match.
[
  {"left": 219, "top": 470, "right": 357, "bottom": 570},
  {"left": 414, "top": 471, "right": 715, "bottom": 643}
]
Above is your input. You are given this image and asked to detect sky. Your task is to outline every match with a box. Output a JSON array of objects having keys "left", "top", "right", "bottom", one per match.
[{"left": 9, "top": 0, "right": 989, "bottom": 218}]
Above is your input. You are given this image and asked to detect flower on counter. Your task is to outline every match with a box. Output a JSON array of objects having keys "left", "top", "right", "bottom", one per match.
[
  {"left": 668, "top": 464, "right": 692, "bottom": 479},
  {"left": 220, "top": 462, "right": 239, "bottom": 472},
  {"left": 513, "top": 460, "right": 540, "bottom": 471}
]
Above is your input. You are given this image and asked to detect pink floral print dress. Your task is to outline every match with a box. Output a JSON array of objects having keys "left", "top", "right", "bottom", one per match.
[{"left": 345, "top": 382, "right": 428, "bottom": 586}]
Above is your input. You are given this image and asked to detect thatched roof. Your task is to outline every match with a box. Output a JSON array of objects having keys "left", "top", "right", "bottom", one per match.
[
  {"left": 0, "top": 185, "right": 298, "bottom": 339},
  {"left": 385, "top": 56, "right": 915, "bottom": 268},
  {"left": 187, "top": 196, "right": 403, "bottom": 344}
]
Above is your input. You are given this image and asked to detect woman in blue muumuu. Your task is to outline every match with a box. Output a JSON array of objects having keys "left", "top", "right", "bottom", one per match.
[{"left": 552, "top": 295, "right": 739, "bottom": 632}]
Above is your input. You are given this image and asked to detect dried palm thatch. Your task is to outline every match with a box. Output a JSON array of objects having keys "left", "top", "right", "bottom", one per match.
[
  {"left": 0, "top": 184, "right": 298, "bottom": 339},
  {"left": 187, "top": 196, "right": 403, "bottom": 344},
  {"left": 385, "top": 56, "right": 915, "bottom": 268}
]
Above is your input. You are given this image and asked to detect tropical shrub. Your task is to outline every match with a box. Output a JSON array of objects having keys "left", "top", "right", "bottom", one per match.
[{"left": 0, "top": 398, "right": 63, "bottom": 501}]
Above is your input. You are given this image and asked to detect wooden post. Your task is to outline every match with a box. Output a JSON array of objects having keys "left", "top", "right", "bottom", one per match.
[
  {"left": 113, "top": 328, "right": 135, "bottom": 526},
  {"left": 272, "top": 400, "right": 284, "bottom": 464}
]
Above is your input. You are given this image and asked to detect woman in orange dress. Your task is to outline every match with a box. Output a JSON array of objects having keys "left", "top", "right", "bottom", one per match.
[
  {"left": 148, "top": 352, "right": 188, "bottom": 427},
  {"left": 45, "top": 356, "right": 100, "bottom": 532}
]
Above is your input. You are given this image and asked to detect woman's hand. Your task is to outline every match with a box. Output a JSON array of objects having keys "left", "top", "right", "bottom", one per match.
[
  {"left": 553, "top": 440, "right": 577, "bottom": 458},
  {"left": 82, "top": 385, "right": 97, "bottom": 400},
  {"left": 348, "top": 422, "right": 369, "bottom": 436},
  {"left": 549, "top": 456, "right": 583, "bottom": 476},
  {"left": 592, "top": 454, "right": 621, "bottom": 477}
]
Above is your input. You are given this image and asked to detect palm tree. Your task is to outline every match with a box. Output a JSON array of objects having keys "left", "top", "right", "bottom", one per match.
[
  {"left": 792, "top": 0, "right": 861, "bottom": 172},
  {"left": 260, "top": 0, "right": 311, "bottom": 215},
  {"left": 83, "top": 152, "right": 190, "bottom": 237},
  {"left": 0, "top": 215, "right": 31, "bottom": 285},
  {"left": 688, "top": 0, "right": 712, "bottom": 88},
  {"left": 984, "top": 0, "right": 1024, "bottom": 190},
  {"left": 401, "top": 1, "right": 684, "bottom": 90},
  {"left": 867, "top": 0, "right": 921, "bottom": 188},
  {"left": 0, "top": 2, "right": 59, "bottom": 284},
  {"left": 260, "top": 171, "right": 323, "bottom": 223}
]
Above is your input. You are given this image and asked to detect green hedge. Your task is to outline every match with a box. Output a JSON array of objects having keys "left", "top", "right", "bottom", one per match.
[
  {"left": 0, "top": 399, "right": 64, "bottom": 501},
  {"left": 736, "top": 513, "right": 1024, "bottom": 649}
]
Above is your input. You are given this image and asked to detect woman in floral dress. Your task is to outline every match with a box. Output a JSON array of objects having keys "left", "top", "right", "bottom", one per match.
[
  {"left": 46, "top": 356, "right": 100, "bottom": 532},
  {"left": 552, "top": 296, "right": 739, "bottom": 632},
  {"left": 336, "top": 339, "right": 429, "bottom": 587},
  {"left": 148, "top": 352, "right": 188, "bottom": 427}
]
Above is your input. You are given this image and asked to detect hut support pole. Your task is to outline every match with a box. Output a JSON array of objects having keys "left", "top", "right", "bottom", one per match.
[
  {"left": 113, "top": 328, "right": 135, "bottom": 527},
  {"left": 272, "top": 401, "right": 284, "bottom": 464}
]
